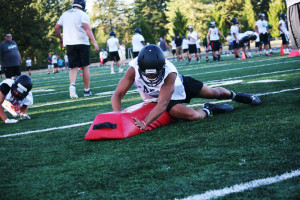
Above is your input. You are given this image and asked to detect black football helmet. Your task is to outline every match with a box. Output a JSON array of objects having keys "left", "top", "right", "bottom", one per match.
[
  {"left": 280, "top": 13, "right": 287, "bottom": 20},
  {"left": 230, "top": 17, "right": 238, "bottom": 25},
  {"left": 210, "top": 21, "right": 216, "bottom": 27},
  {"left": 138, "top": 45, "right": 166, "bottom": 87},
  {"left": 73, "top": 0, "right": 86, "bottom": 10},
  {"left": 134, "top": 28, "right": 142, "bottom": 34},
  {"left": 11, "top": 75, "right": 33, "bottom": 100},
  {"left": 110, "top": 31, "right": 116, "bottom": 37}
]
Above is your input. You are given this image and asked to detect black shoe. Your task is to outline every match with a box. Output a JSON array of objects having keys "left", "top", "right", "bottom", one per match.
[
  {"left": 206, "top": 59, "right": 210, "bottom": 63},
  {"left": 203, "top": 103, "right": 234, "bottom": 115},
  {"left": 233, "top": 92, "right": 261, "bottom": 105}
]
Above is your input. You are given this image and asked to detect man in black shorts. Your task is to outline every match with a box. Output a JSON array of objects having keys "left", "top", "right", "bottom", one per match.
[
  {"left": 187, "top": 26, "right": 201, "bottom": 64},
  {"left": 0, "top": 33, "right": 22, "bottom": 79},
  {"left": 55, "top": 0, "right": 99, "bottom": 98},
  {"left": 111, "top": 45, "right": 261, "bottom": 130}
]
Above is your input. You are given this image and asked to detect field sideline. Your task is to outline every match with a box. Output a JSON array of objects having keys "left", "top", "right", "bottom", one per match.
[{"left": 0, "top": 51, "right": 299, "bottom": 199}]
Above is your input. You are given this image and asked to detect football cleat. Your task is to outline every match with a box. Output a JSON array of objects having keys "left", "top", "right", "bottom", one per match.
[
  {"left": 233, "top": 92, "right": 261, "bottom": 105},
  {"left": 84, "top": 90, "right": 92, "bottom": 97},
  {"left": 203, "top": 103, "right": 234, "bottom": 115}
]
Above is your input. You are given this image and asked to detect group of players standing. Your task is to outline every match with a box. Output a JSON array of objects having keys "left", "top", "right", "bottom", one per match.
[{"left": 171, "top": 13, "right": 290, "bottom": 63}]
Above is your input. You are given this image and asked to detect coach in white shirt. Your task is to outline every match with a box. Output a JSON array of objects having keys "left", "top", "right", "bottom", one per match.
[
  {"left": 132, "top": 28, "right": 145, "bottom": 58},
  {"left": 55, "top": 0, "right": 99, "bottom": 99}
]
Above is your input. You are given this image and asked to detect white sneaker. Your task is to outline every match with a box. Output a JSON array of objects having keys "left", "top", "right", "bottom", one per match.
[
  {"left": 118, "top": 68, "right": 124, "bottom": 73},
  {"left": 111, "top": 71, "right": 116, "bottom": 74},
  {"left": 69, "top": 85, "right": 78, "bottom": 99}
]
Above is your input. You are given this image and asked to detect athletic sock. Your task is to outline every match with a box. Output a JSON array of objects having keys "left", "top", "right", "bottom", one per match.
[
  {"left": 84, "top": 88, "right": 90, "bottom": 92},
  {"left": 70, "top": 83, "right": 76, "bottom": 87},
  {"left": 202, "top": 108, "right": 211, "bottom": 117},
  {"left": 230, "top": 91, "right": 236, "bottom": 100}
]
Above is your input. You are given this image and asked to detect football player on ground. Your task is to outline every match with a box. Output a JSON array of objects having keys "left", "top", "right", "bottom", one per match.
[
  {"left": 187, "top": 26, "right": 201, "bottom": 64},
  {"left": 107, "top": 31, "right": 123, "bottom": 74},
  {"left": 111, "top": 45, "right": 260, "bottom": 130},
  {"left": 230, "top": 17, "right": 241, "bottom": 60},
  {"left": 0, "top": 75, "right": 33, "bottom": 123},
  {"left": 207, "top": 21, "right": 226, "bottom": 61},
  {"left": 278, "top": 13, "right": 290, "bottom": 54},
  {"left": 254, "top": 13, "right": 271, "bottom": 56}
]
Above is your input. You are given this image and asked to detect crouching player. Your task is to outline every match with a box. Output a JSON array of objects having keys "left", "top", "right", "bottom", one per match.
[
  {"left": 111, "top": 45, "right": 260, "bottom": 130},
  {"left": 0, "top": 75, "right": 33, "bottom": 123}
]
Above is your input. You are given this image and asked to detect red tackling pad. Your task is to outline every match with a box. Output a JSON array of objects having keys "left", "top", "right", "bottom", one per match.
[{"left": 84, "top": 102, "right": 173, "bottom": 140}]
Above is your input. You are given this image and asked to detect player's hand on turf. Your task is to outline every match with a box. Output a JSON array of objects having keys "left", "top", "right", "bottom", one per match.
[
  {"left": 132, "top": 117, "right": 146, "bottom": 130},
  {"left": 5, "top": 119, "right": 18, "bottom": 124},
  {"left": 20, "top": 114, "right": 31, "bottom": 120}
]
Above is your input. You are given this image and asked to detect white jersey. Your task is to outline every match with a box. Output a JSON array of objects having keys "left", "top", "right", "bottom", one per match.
[
  {"left": 26, "top": 59, "right": 32, "bottom": 67},
  {"left": 182, "top": 38, "right": 189, "bottom": 49},
  {"left": 230, "top": 25, "right": 239, "bottom": 40},
  {"left": 196, "top": 39, "right": 201, "bottom": 48},
  {"left": 255, "top": 20, "right": 268, "bottom": 34},
  {"left": 52, "top": 55, "right": 58, "bottom": 64},
  {"left": 132, "top": 33, "right": 145, "bottom": 52},
  {"left": 0, "top": 79, "right": 33, "bottom": 107},
  {"left": 64, "top": 55, "right": 68, "bottom": 62},
  {"left": 278, "top": 19, "right": 288, "bottom": 34},
  {"left": 187, "top": 31, "right": 199, "bottom": 44},
  {"left": 129, "top": 58, "right": 186, "bottom": 102},
  {"left": 226, "top": 35, "right": 233, "bottom": 43},
  {"left": 107, "top": 37, "right": 119, "bottom": 52},
  {"left": 119, "top": 45, "right": 126, "bottom": 57},
  {"left": 57, "top": 8, "right": 90, "bottom": 46},
  {"left": 172, "top": 40, "right": 176, "bottom": 50},
  {"left": 209, "top": 27, "right": 220, "bottom": 40},
  {"left": 103, "top": 51, "right": 108, "bottom": 59}
]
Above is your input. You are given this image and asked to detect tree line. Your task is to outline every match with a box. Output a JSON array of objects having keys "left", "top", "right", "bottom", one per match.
[{"left": 0, "top": 0, "right": 286, "bottom": 70}]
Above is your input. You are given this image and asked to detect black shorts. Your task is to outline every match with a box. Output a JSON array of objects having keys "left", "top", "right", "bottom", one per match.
[
  {"left": 3, "top": 66, "right": 21, "bottom": 78},
  {"left": 109, "top": 51, "right": 120, "bottom": 62},
  {"left": 27, "top": 66, "right": 31, "bottom": 70},
  {"left": 233, "top": 41, "right": 239, "bottom": 49},
  {"left": 281, "top": 33, "right": 289, "bottom": 45},
  {"left": 239, "top": 36, "right": 250, "bottom": 47},
  {"left": 255, "top": 42, "right": 260, "bottom": 47},
  {"left": 210, "top": 40, "right": 221, "bottom": 51},
  {"left": 67, "top": 45, "right": 90, "bottom": 68},
  {"left": 188, "top": 44, "right": 197, "bottom": 54},
  {"left": 259, "top": 33, "right": 269, "bottom": 44},
  {"left": 166, "top": 75, "right": 204, "bottom": 112},
  {"left": 183, "top": 49, "right": 189, "bottom": 53},
  {"left": 172, "top": 49, "right": 176, "bottom": 55},
  {"left": 133, "top": 51, "right": 139, "bottom": 58},
  {"left": 53, "top": 63, "right": 58, "bottom": 68}
]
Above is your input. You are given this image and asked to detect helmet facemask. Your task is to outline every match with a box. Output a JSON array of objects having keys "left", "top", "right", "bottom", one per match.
[
  {"left": 11, "top": 83, "right": 29, "bottom": 100},
  {"left": 139, "top": 67, "right": 165, "bottom": 87}
]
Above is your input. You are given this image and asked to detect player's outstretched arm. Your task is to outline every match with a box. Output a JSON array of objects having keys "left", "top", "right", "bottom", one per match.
[
  {"left": 111, "top": 67, "right": 135, "bottom": 112},
  {"left": 133, "top": 72, "right": 176, "bottom": 129}
]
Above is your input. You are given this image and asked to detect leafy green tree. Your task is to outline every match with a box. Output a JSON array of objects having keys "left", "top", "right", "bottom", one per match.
[
  {"left": 268, "top": 0, "right": 286, "bottom": 37},
  {"left": 241, "top": 0, "right": 256, "bottom": 32},
  {"left": 172, "top": 9, "right": 188, "bottom": 37}
]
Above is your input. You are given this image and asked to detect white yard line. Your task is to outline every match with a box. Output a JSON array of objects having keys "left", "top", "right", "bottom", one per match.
[
  {"left": 178, "top": 169, "right": 300, "bottom": 200},
  {"left": 1, "top": 87, "right": 300, "bottom": 138}
]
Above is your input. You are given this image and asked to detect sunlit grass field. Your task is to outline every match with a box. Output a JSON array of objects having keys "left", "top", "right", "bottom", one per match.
[{"left": 0, "top": 50, "right": 299, "bottom": 199}]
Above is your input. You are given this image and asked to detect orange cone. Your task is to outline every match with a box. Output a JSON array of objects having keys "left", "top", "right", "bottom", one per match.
[
  {"left": 241, "top": 52, "right": 246, "bottom": 60},
  {"left": 280, "top": 44, "right": 285, "bottom": 55},
  {"left": 288, "top": 50, "right": 300, "bottom": 57}
]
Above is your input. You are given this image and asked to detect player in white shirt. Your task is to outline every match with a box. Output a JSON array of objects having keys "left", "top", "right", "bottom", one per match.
[
  {"left": 230, "top": 17, "right": 241, "bottom": 60},
  {"left": 111, "top": 45, "right": 260, "bottom": 130},
  {"left": 107, "top": 31, "right": 123, "bottom": 74},
  {"left": 278, "top": 13, "right": 290, "bottom": 54},
  {"left": 207, "top": 21, "right": 226, "bottom": 61},
  {"left": 51, "top": 53, "right": 58, "bottom": 73},
  {"left": 171, "top": 37, "right": 176, "bottom": 61},
  {"left": 119, "top": 43, "right": 126, "bottom": 67},
  {"left": 187, "top": 26, "right": 201, "bottom": 64},
  {"left": 25, "top": 57, "right": 32, "bottom": 76},
  {"left": 254, "top": 13, "right": 271, "bottom": 56},
  {"left": 237, "top": 31, "right": 257, "bottom": 58},
  {"left": 0, "top": 75, "right": 33, "bottom": 123},
  {"left": 182, "top": 36, "right": 189, "bottom": 61},
  {"left": 132, "top": 28, "right": 145, "bottom": 58},
  {"left": 64, "top": 55, "right": 69, "bottom": 69},
  {"left": 55, "top": 0, "right": 99, "bottom": 98}
]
